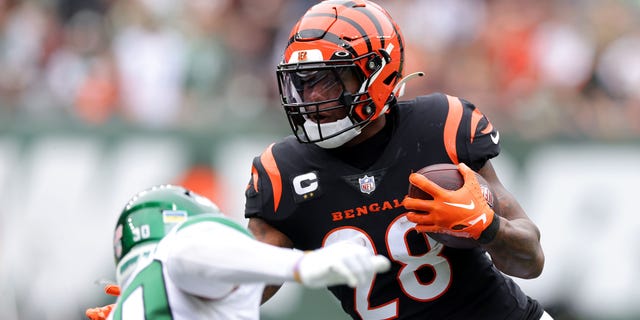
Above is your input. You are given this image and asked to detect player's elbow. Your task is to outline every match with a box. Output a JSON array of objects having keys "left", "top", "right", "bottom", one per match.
[
  {"left": 523, "top": 233, "right": 546, "bottom": 279},
  {"left": 525, "top": 249, "right": 545, "bottom": 279},
  {"left": 494, "top": 245, "right": 545, "bottom": 279},
  {"left": 518, "top": 267, "right": 543, "bottom": 280},
  {"left": 515, "top": 249, "right": 545, "bottom": 279}
]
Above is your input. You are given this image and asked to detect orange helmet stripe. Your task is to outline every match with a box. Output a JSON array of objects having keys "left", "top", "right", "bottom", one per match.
[{"left": 287, "top": 1, "right": 402, "bottom": 60}]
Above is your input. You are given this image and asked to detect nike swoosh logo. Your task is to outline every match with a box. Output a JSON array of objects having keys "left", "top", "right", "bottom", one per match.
[
  {"left": 443, "top": 200, "right": 475, "bottom": 210},
  {"left": 469, "top": 213, "right": 487, "bottom": 226},
  {"left": 490, "top": 131, "right": 500, "bottom": 144}
]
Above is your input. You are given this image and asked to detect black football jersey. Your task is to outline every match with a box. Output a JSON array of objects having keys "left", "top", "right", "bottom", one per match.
[{"left": 245, "top": 93, "right": 543, "bottom": 320}]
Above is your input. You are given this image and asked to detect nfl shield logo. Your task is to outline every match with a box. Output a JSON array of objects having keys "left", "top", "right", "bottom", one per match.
[{"left": 358, "top": 175, "right": 376, "bottom": 194}]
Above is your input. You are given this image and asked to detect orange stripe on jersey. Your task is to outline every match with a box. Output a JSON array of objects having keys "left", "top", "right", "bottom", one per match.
[
  {"left": 469, "top": 109, "right": 484, "bottom": 143},
  {"left": 250, "top": 165, "right": 259, "bottom": 192},
  {"left": 260, "top": 143, "right": 282, "bottom": 213},
  {"left": 480, "top": 121, "right": 494, "bottom": 134},
  {"left": 444, "top": 95, "right": 463, "bottom": 164}
]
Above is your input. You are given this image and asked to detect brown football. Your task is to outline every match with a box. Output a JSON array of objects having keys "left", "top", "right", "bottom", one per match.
[{"left": 407, "top": 163, "right": 495, "bottom": 249}]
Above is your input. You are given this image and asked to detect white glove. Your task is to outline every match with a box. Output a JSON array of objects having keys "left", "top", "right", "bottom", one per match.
[{"left": 294, "top": 240, "right": 391, "bottom": 288}]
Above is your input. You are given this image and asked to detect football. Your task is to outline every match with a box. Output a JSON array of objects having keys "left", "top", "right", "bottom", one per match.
[{"left": 407, "top": 163, "right": 495, "bottom": 249}]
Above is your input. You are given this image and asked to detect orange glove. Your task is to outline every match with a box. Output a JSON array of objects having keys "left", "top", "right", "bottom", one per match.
[
  {"left": 403, "top": 163, "right": 500, "bottom": 243},
  {"left": 85, "top": 284, "right": 120, "bottom": 320},
  {"left": 86, "top": 304, "right": 114, "bottom": 320},
  {"left": 103, "top": 284, "right": 121, "bottom": 296}
]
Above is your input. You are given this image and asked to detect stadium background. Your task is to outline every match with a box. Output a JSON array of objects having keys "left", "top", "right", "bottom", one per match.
[{"left": 0, "top": 0, "right": 638, "bottom": 319}]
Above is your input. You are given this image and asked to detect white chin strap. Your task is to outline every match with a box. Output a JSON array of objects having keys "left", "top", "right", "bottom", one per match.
[{"left": 303, "top": 116, "right": 361, "bottom": 149}]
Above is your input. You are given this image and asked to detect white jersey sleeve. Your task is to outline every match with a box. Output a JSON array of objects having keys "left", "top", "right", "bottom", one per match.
[{"left": 159, "top": 216, "right": 304, "bottom": 299}]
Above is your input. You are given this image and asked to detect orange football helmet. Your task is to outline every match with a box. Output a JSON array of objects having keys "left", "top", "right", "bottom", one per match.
[{"left": 277, "top": 0, "right": 404, "bottom": 146}]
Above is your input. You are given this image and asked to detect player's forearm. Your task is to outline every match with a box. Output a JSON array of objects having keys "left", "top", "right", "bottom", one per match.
[
  {"left": 483, "top": 217, "right": 544, "bottom": 279},
  {"left": 166, "top": 223, "right": 305, "bottom": 293},
  {"left": 479, "top": 166, "right": 545, "bottom": 279},
  {"left": 248, "top": 218, "right": 294, "bottom": 303}
]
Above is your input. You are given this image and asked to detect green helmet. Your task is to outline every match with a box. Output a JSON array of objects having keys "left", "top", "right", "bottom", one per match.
[{"left": 113, "top": 184, "right": 222, "bottom": 284}]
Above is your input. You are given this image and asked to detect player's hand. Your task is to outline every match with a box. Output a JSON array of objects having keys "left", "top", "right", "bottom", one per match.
[
  {"left": 85, "top": 284, "right": 120, "bottom": 320},
  {"left": 294, "top": 240, "right": 390, "bottom": 288},
  {"left": 403, "top": 163, "right": 500, "bottom": 242}
]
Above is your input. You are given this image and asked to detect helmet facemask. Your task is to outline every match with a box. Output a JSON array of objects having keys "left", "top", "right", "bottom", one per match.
[{"left": 277, "top": 53, "right": 385, "bottom": 148}]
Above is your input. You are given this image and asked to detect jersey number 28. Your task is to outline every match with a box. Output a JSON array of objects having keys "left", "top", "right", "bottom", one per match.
[{"left": 324, "top": 214, "right": 452, "bottom": 319}]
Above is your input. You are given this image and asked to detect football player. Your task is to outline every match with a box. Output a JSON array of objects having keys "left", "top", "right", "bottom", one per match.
[
  {"left": 86, "top": 185, "right": 390, "bottom": 320},
  {"left": 245, "top": 0, "right": 551, "bottom": 319}
]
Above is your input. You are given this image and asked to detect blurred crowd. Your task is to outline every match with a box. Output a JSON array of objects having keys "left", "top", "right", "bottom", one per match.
[{"left": 0, "top": 0, "right": 639, "bottom": 140}]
